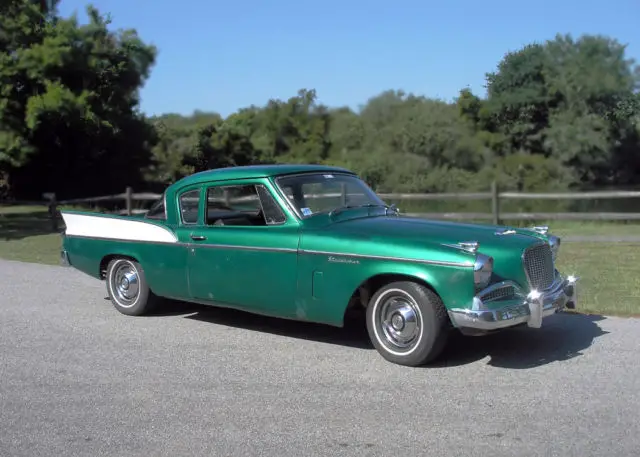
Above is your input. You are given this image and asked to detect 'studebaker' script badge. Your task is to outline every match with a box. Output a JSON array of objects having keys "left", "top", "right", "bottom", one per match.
[{"left": 328, "top": 256, "right": 360, "bottom": 265}]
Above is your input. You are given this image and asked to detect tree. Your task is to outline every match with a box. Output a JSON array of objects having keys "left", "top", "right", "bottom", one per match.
[
  {"left": 0, "top": 1, "right": 157, "bottom": 199},
  {"left": 483, "top": 33, "right": 640, "bottom": 185},
  {"left": 5, "top": 4, "right": 638, "bottom": 201}
]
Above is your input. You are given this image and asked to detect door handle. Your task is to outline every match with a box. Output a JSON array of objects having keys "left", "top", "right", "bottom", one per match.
[{"left": 190, "top": 234, "right": 207, "bottom": 241}]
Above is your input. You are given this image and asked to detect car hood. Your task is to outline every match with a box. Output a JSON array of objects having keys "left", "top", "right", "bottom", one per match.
[
  {"left": 300, "top": 213, "right": 552, "bottom": 292},
  {"left": 306, "top": 214, "right": 549, "bottom": 289},
  {"left": 323, "top": 215, "right": 544, "bottom": 250}
]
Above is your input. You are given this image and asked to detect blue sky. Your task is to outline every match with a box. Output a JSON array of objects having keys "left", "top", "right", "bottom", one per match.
[{"left": 57, "top": 0, "right": 640, "bottom": 118}]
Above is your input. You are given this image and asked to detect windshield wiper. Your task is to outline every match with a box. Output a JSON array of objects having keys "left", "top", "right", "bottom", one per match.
[{"left": 329, "top": 203, "right": 398, "bottom": 217}]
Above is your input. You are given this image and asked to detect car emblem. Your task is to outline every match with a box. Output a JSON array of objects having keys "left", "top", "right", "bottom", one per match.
[{"left": 328, "top": 256, "right": 360, "bottom": 265}]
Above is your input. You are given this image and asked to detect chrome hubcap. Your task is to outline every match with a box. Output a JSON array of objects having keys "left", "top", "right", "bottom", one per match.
[
  {"left": 111, "top": 262, "right": 139, "bottom": 307},
  {"left": 379, "top": 294, "right": 421, "bottom": 350}
]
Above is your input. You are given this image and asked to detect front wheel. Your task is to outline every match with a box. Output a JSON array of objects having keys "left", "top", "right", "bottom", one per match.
[
  {"left": 105, "top": 258, "right": 159, "bottom": 316},
  {"left": 366, "top": 281, "right": 450, "bottom": 367}
]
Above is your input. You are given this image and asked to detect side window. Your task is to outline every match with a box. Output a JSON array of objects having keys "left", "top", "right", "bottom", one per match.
[
  {"left": 205, "top": 184, "right": 286, "bottom": 226},
  {"left": 179, "top": 189, "right": 200, "bottom": 224},
  {"left": 256, "top": 185, "right": 286, "bottom": 225}
]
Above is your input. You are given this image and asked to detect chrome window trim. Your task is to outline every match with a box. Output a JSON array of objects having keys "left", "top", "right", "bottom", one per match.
[
  {"left": 177, "top": 188, "right": 202, "bottom": 225},
  {"left": 254, "top": 183, "right": 287, "bottom": 226}
]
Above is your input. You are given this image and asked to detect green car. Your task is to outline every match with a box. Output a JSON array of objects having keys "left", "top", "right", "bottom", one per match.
[{"left": 60, "top": 164, "right": 578, "bottom": 367}]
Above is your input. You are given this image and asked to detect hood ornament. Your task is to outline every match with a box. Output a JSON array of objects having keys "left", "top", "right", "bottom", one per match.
[
  {"left": 529, "top": 226, "right": 549, "bottom": 235},
  {"left": 495, "top": 228, "right": 517, "bottom": 236},
  {"left": 442, "top": 241, "right": 479, "bottom": 254}
]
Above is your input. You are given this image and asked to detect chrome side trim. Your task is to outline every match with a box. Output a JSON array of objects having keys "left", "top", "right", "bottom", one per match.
[
  {"left": 299, "top": 249, "right": 474, "bottom": 267},
  {"left": 65, "top": 234, "right": 181, "bottom": 246},
  {"left": 448, "top": 274, "right": 578, "bottom": 331},
  {"left": 63, "top": 234, "right": 297, "bottom": 253},
  {"left": 63, "top": 235, "right": 472, "bottom": 264},
  {"left": 195, "top": 243, "right": 297, "bottom": 253}
]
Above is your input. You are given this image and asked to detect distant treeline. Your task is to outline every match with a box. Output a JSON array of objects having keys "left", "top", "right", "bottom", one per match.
[{"left": 1, "top": 1, "right": 639, "bottom": 201}]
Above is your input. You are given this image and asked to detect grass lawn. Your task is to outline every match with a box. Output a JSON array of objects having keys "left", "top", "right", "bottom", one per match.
[
  {"left": 555, "top": 243, "right": 640, "bottom": 317},
  {"left": 1, "top": 204, "right": 639, "bottom": 316}
]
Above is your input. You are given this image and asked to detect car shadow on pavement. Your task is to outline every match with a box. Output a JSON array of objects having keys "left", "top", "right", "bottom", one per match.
[
  {"left": 151, "top": 300, "right": 608, "bottom": 366},
  {"left": 151, "top": 300, "right": 374, "bottom": 350},
  {"left": 433, "top": 312, "right": 610, "bottom": 369}
]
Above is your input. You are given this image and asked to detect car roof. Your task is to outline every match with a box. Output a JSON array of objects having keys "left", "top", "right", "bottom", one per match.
[{"left": 171, "top": 164, "right": 356, "bottom": 188}]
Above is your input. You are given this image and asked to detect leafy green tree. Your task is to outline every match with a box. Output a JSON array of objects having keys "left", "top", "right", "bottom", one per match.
[
  {"left": 4, "top": 3, "right": 639, "bottom": 203},
  {"left": 1, "top": 1, "right": 157, "bottom": 199},
  {"left": 484, "top": 33, "right": 640, "bottom": 185}
]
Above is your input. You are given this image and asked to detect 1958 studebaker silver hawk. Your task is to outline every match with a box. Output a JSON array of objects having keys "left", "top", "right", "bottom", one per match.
[{"left": 60, "top": 164, "right": 579, "bottom": 366}]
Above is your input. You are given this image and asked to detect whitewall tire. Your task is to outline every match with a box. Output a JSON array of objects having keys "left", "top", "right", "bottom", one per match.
[
  {"left": 366, "top": 281, "right": 450, "bottom": 366},
  {"left": 105, "top": 258, "right": 159, "bottom": 316}
]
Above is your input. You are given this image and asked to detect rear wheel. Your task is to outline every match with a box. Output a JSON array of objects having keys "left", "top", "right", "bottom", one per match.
[
  {"left": 105, "top": 258, "right": 160, "bottom": 316},
  {"left": 366, "top": 281, "right": 450, "bottom": 366}
]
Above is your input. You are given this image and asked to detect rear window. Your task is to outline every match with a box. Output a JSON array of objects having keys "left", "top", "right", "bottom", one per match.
[{"left": 145, "top": 197, "right": 166, "bottom": 220}]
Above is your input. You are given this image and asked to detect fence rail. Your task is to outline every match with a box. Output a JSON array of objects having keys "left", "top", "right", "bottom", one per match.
[{"left": 3, "top": 181, "right": 640, "bottom": 231}]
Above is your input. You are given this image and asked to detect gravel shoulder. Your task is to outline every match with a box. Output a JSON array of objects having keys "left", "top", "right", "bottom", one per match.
[{"left": 1, "top": 259, "right": 639, "bottom": 457}]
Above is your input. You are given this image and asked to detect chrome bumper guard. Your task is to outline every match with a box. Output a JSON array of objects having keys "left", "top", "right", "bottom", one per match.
[
  {"left": 60, "top": 250, "right": 71, "bottom": 267},
  {"left": 448, "top": 274, "right": 579, "bottom": 331}
]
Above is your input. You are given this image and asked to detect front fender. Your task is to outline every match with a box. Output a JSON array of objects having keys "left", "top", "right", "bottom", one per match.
[{"left": 296, "top": 250, "right": 476, "bottom": 327}]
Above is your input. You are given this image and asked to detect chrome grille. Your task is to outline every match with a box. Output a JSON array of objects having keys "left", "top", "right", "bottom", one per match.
[
  {"left": 522, "top": 243, "right": 555, "bottom": 290},
  {"left": 480, "top": 284, "right": 516, "bottom": 302}
]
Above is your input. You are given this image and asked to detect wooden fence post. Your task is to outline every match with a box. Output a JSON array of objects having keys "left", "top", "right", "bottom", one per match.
[
  {"left": 125, "top": 186, "right": 132, "bottom": 216},
  {"left": 491, "top": 180, "right": 500, "bottom": 225},
  {"left": 46, "top": 192, "right": 58, "bottom": 232}
]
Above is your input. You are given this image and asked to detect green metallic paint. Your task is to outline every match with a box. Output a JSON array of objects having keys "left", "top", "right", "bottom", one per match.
[
  {"left": 296, "top": 249, "right": 476, "bottom": 326},
  {"left": 186, "top": 225, "right": 300, "bottom": 315},
  {"left": 318, "top": 215, "right": 544, "bottom": 290},
  {"left": 63, "top": 236, "right": 190, "bottom": 298},
  {"left": 174, "top": 164, "right": 355, "bottom": 189},
  {"left": 61, "top": 165, "right": 559, "bottom": 329}
]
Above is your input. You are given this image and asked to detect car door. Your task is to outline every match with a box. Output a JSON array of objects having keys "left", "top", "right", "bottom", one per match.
[{"left": 186, "top": 180, "right": 301, "bottom": 318}]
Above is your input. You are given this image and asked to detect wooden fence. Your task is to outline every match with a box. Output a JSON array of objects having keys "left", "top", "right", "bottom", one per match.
[{"left": 29, "top": 180, "right": 640, "bottom": 231}]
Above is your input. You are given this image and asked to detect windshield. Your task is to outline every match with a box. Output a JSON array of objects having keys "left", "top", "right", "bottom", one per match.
[{"left": 275, "top": 172, "right": 387, "bottom": 218}]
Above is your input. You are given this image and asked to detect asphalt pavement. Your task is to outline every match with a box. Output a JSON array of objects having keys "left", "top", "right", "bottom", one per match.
[{"left": 1, "top": 258, "right": 639, "bottom": 457}]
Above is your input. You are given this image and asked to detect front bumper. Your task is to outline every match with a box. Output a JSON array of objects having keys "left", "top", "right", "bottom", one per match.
[
  {"left": 448, "top": 274, "right": 578, "bottom": 331},
  {"left": 60, "top": 249, "right": 71, "bottom": 267}
]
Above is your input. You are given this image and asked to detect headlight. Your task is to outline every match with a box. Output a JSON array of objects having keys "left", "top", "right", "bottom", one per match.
[
  {"left": 474, "top": 253, "right": 493, "bottom": 291},
  {"left": 548, "top": 235, "right": 561, "bottom": 262}
]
